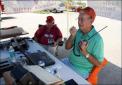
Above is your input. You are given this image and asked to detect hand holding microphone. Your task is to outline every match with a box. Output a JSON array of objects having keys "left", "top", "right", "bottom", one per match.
[{"left": 79, "top": 40, "right": 88, "bottom": 56}]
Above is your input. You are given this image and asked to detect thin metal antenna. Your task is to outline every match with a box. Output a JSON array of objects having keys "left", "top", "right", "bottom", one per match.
[{"left": 88, "top": 26, "right": 108, "bottom": 41}]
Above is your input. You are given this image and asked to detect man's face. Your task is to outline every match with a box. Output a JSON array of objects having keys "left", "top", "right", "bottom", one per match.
[
  {"left": 78, "top": 12, "right": 92, "bottom": 31},
  {"left": 46, "top": 21, "right": 54, "bottom": 28}
]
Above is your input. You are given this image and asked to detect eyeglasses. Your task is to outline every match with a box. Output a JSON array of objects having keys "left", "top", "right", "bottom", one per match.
[{"left": 78, "top": 16, "right": 92, "bottom": 23}]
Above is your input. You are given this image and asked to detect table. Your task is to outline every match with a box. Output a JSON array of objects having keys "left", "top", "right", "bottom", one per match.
[{"left": 0, "top": 37, "right": 90, "bottom": 85}]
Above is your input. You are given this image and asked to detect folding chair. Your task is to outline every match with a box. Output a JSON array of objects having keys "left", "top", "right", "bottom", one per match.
[{"left": 86, "top": 58, "right": 108, "bottom": 85}]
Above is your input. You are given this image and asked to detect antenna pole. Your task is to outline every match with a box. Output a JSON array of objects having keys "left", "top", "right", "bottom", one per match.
[{"left": 88, "top": 26, "right": 108, "bottom": 41}]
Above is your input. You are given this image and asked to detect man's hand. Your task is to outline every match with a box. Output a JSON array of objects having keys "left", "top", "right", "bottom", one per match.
[
  {"left": 79, "top": 41, "right": 88, "bottom": 56},
  {"left": 65, "top": 26, "right": 77, "bottom": 50},
  {"left": 79, "top": 41, "right": 102, "bottom": 67},
  {"left": 70, "top": 26, "right": 77, "bottom": 37},
  {"left": 53, "top": 42, "right": 57, "bottom": 47}
]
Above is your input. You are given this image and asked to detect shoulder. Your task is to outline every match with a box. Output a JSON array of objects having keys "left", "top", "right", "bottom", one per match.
[
  {"left": 94, "top": 34, "right": 103, "bottom": 45},
  {"left": 52, "top": 24, "right": 60, "bottom": 31},
  {"left": 38, "top": 25, "right": 46, "bottom": 30},
  {"left": 96, "top": 33, "right": 103, "bottom": 40},
  {"left": 53, "top": 24, "right": 59, "bottom": 29},
  {"left": 40, "top": 25, "right": 47, "bottom": 29},
  {"left": 92, "top": 26, "right": 103, "bottom": 42}
]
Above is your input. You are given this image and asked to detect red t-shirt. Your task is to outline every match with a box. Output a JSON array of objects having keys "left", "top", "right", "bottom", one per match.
[{"left": 34, "top": 25, "right": 62, "bottom": 45}]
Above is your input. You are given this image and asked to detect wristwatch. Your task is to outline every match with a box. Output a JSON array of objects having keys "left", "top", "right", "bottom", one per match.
[{"left": 86, "top": 53, "right": 90, "bottom": 58}]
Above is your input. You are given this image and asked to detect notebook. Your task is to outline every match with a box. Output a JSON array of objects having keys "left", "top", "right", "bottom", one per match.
[{"left": 25, "top": 50, "right": 55, "bottom": 67}]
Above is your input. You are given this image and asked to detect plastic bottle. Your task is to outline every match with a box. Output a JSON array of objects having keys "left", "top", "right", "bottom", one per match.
[{"left": 8, "top": 46, "right": 16, "bottom": 63}]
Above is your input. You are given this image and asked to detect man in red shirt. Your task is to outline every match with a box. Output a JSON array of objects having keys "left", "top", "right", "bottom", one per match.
[
  {"left": 34, "top": 16, "right": 62, "bottom": 55},
  {"left": 0, "top": 0, "right": 4, "bottom": 12}
]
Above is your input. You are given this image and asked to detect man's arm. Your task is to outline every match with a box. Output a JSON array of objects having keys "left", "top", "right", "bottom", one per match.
[
  {"left": 54, "top": 26, "right": 63, "bottom": 46},
  {"left": 65, "top": 35, "right": 75, "bottom": 49},
  {"left": 87, "top": 55, "right": 102, "bottom": 66},
  {"left": 3, "top": 71, "right": 15, "bottom": 85},
  {"left": 81, "top": 50, "right": 101, "bottom": 67},
  {"left": 79, "top": 41, "right": 103, "bottom": 67}
]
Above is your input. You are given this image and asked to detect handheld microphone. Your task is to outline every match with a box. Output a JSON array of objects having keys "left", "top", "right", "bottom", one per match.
[{"left": 79, "top": 26, "right": 108, "bottom": 46}]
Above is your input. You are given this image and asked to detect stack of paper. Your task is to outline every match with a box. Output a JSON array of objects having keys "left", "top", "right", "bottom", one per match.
[{"left": 24, "top": 65, "right": 63, "bottom": 85}]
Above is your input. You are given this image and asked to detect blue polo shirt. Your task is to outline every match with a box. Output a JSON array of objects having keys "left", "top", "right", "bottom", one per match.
[{"left": 69, "top": 26, "right": 104, "bottom": 75}]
